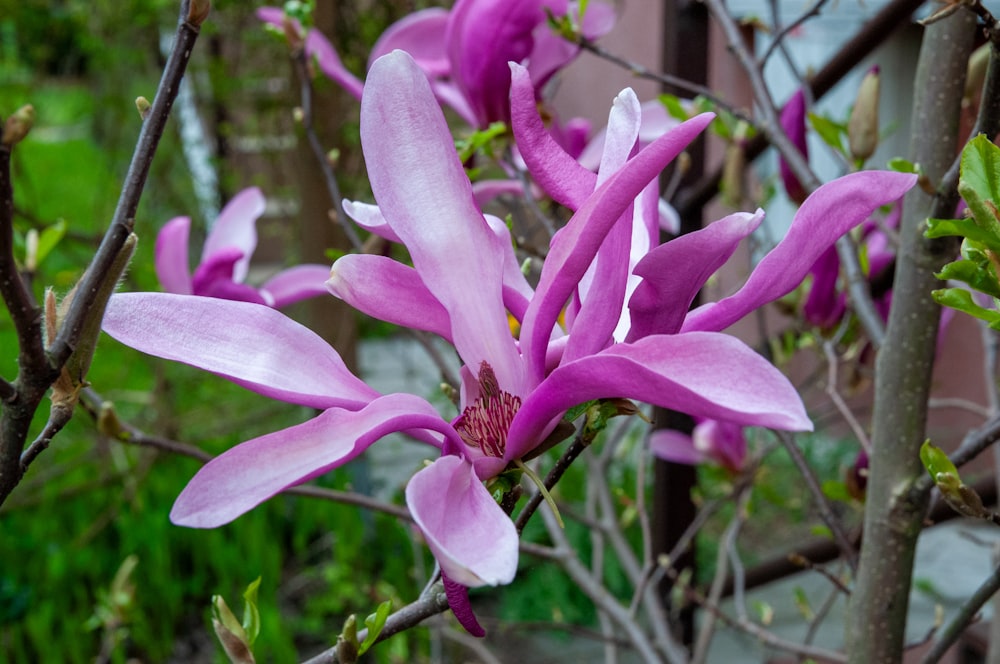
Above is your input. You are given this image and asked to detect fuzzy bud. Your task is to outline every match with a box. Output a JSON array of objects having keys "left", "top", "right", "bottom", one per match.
[
  {"left": 2, "top": 104, "right": 35, "bottom": 147},
  {"left": 848, "top": 65, "right": 880, "bottom": 163},
  {"left": 188, "top": 0, "right": 211, "bottom": 26},
  {"left": 135, "top": 97, "right": 151, "bottom": 121}
]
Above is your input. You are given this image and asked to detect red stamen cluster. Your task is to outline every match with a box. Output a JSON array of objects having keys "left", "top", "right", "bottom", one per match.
[{"left": 454, "top": 362, "right": 521, "bottom": 458}]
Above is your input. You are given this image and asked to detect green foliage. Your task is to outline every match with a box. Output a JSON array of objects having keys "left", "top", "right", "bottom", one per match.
[{"left": 926, "top": 134, "right": 1000, "bottom": 326}]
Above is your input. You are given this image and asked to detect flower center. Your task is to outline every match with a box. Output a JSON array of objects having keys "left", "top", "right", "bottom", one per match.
[{"left": 454, "top": 362, "right": 520, "bottom": 458}]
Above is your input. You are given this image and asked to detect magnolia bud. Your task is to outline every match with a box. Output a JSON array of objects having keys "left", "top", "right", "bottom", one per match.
[
  {"left": 848, "top": 65, "right": 880, "bottom": 162},
  {"left": 2, "top": 104, "right": 35, "bottom": 147},
  {"left": 188, "top": 0, "right": 211, "bottom": 27},
  {"left": 135, "top": 97, "right": 151, "bottom": 121}
]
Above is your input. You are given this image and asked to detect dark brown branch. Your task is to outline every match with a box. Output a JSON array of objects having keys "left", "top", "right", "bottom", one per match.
[
  {"left": 919, "top": 560, "right": 1000, "bottom": 663},
  {"left": 290, "top": 47, "right": 362, "bottom": 252},
  {"left": 48, "top": 2, "right": 203, "bottom": 369},
  {"left": 774, "top": 431, "right": 858, "bottom": 570}
]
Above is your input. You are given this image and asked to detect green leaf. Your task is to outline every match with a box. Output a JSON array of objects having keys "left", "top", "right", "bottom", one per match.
[
  {"left": 887, "top": 157, "right": 918, "bottom": 174},
  {"left": 919, "top": 440, "right": 959, "bottom": 480},
  {"left": 241, "top": 577, "right": 261, "bottom": 647},
  {"left": 35, "top": 220, "right": 66, "bottom": 266},
  {"left": 958, "top": 134, "right": 1000, "bottom": 243},
  {"left": 455, "top": 121, "right": 507, "bottom": 163},
  {"left": 807, "top": 112, "right": 846, "bottom": 154},
  {"left": 935, "top": 259, "right": 1000, "bottom": 299},
  {"left": 932, "top": 287, "right": 1000, "bottom": 327},
  {"left": 821, "top": 479, "right": 852, "bottom": 503},
  {"left": 925, "top": 216, "right": 1000, "bottom": 252},
  {"left": 358, "top": 600, "right": 392, "bottom": 656},
  {"left": 658, "top": 94, "right": 690, "bottom": 122}
]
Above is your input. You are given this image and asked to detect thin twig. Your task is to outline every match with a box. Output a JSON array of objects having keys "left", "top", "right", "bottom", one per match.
[
  {"left": 919, "top": 560, "right": 1000, "bottom": 664},
  {"left": 300, "top": 590, "right": 451, "bottom": 664},
  {"left": 774, "top": 431, "right": 858, "bottom": 570},
  {"left": 759, "top": 0, "right": 830, "bottom": 68},
  {"left": 702, "top": 0, "right": 887, "bottom": 346},
  {"left": 577, "top": 37, "right": 754, "bottom": 125},
  {"left": 824, "top": 339, "right": 872, "bottom": 453},
  {"left": 290, "top": 47, "right": 362, "bottom": 251},
  {"left": 48, "top": 1, "right": 203, "bottom": 368}
]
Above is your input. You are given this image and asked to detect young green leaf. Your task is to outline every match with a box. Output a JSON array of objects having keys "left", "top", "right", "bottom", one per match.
[{"left": 358, "top": 600, "right": 392, "bottom": 655}]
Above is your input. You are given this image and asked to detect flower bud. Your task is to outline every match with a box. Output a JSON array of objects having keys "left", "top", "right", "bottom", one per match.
[
  {"left": 2, "top": 104, "right": 35, "bottom": 147},
  {"left": 188, "top": 0, "right": 211, "bottom": 27},
  {"left": 848, "top": 65, "right": 880, "bottom": 162},
  {"left": 135, "top": 96, "right": 151, "bottom": 121},
  {"left": 779, "top": 89, "right": 809, "bottom": 205}
]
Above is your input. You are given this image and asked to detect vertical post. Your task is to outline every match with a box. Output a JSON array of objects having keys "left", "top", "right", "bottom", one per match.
[{"left": 653, "top": 0, "right": 709, "bottom": 646}]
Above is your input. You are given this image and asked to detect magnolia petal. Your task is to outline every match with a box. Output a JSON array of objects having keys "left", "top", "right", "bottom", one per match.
[
  {"left": 260, "top": 264, "right": 332, "bottom": 308},
  {"left": 341, "top": 200, "right": 401, "bottom": 243},
  {"left": 369, "top": 8, "right": 451, "bottom": 76},
  {"left": 507, "top": 332, "right": 810, "bottom": 460},
  {"left": 510, "top": 62, "right": 595, "bottom": 209},
  {"left": 442, "top": 574, "right": 486, "bottom": 637},
  {"left": 305, "top": 27, "right": 365, "bottom": 100},
  {"left": 648, "top": 429, "right": 704, "bottom": 465},
  {"left": 484, "top": 214, "right": 534, "bottom": 321},
  {"left": 627, "top": 210, "right": 763, "bottom": 340},
  {"left": 406, "top": 455, "right": 518, "bottom": 587},
  {"left": 682, "top": 171, "right": 917, "bottom": 332},
  {"left": 171, "top": 394, "right": 456, "bottom": 528},
  {"left": 155, "top": 216, "right": 193, "bottom": 295},
  {"left": 201, "top": 187, "right": 265, "bottom": 283},
  {"left": 520, "top": 113, "right": 716, "bottom": 384},
  {"left": 564, "top": 88, "right": 642, "bottom": 360},
  {"left": 446, "top": 0, "right": 543, "bottom": 125},
  {"left": 362, "top": 52, "right": 522, "bottom": 392},
  {"left": 779, "top": 89, "right": 809, "bottom": 204},
  {"left": 103, "top": 292, "right": 378, "bottom": 408},
  {"left": 327, "top": 254, "right": 453, "bottom": 340}
]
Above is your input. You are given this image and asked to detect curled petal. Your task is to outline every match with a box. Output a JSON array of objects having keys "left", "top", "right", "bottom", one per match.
[
  {"left": 682, "top": 171, "right": 918, "bottom": 333},
  {"left": 260, "top": 264, "right": 332, "bottom": 308},
  {"left": 510, "top": 62, "right": 595, "bottom": 209},
  {"left": 520, "top": 112, "right": 715, "bottom": 384},
  {"left": 442, "top": 574, "right": 486, "bottom": 637},
  {"left": 327, "top": 254, "right": 453, "bottom": 340},
  {"left": 171, "top": 394, "right": 456, "bottom": 528},
  {"left": 202, "top": 187, "right": 265, "bottom": 283},
  {"left": 508, "top": 332, "right": 811, "bottom": 460},
  {"left": 155, "top": 216, "right": 193, "bottom": 295},
  {"left": 307, "top": 29, "right": 365, "bottom": 100},
  {"left": 103, "top": 293, "right": 378, "bottom": 408},
  {"left": 342, "top": 200, "right": 401, "bottom": 243},
  {"left": 627, "top": 210, "right": 763, "bottom": 340},
  {"left": 406, "top": 455, "right": 518, "bottom": 587}
]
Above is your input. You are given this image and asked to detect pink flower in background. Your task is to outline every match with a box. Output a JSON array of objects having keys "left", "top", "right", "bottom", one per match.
[
  {"left": 258, "top": 0, "right": 614, "bottom": 127},
  {"left": 155, "top": 187, "right": 330, "bottom": 308},
  {"left": 778, "top": 88, "right": 809, "bottom": 205},
  {"left": 650, "top": 418, "right": 747, "bottom": 473}
]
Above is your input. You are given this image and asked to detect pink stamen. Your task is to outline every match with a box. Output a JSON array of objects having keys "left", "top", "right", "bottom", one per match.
[{"left": 454, "top": 362, "right": 521, "bottom": 458}]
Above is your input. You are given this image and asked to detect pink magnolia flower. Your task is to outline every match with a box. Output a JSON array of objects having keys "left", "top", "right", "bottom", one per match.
[
  {"left": 779, "top": 89, "right": 809, "bottom": 205},
  {"left": 650, "top": 418, "right": 747, "bottom": 473},
  {"left": 104, "top": 51, "right": 813, "bottom": 635},
  {"left": 258, "top": 0, "right": 614, "bottom": 127},
  {"left": 155, "top": 187, "right": 330, "bottom": 308}
]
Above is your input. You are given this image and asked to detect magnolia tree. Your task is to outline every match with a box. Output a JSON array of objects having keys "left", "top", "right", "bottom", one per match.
[{"left": 6, "top": 0, "right": 1000, "bottom": 662}]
